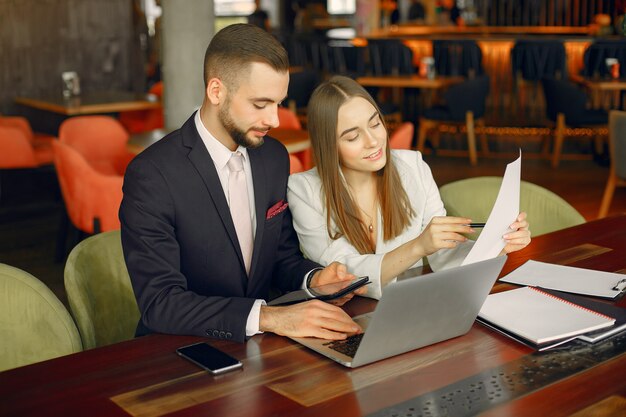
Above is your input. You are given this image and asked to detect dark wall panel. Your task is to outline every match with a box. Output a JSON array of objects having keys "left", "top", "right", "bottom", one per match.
[{"left": 0, "top": 0, "right": 141, "bottom": 115}]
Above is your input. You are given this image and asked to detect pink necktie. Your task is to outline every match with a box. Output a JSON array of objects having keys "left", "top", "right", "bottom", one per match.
[{"left": 227, "top": 152, "right": 253, "bottom": 274}]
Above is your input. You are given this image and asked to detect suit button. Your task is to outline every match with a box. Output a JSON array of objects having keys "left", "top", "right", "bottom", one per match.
[
  {"left": 212, "top": 330, "right": 219, "bottom": 337},
  {"left": 219, "top": 331, "right": 226, "bottom": 338},
  {"left": 205, "top": 329, "right": 213, "bottom": 335},
  {"left": 226, "top": 332, "right": 232, "bottom": 339}
]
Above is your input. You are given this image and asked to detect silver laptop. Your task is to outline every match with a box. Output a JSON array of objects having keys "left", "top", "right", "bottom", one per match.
[{"left": 290, "top": 256, "right": 507, "bottom": 368}]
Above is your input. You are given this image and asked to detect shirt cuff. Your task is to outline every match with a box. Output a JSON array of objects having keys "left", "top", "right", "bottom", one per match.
[
  {"left": 301, "top": 267, "right": 324, "bottom": 296},
  {"left": 245, "top": 299, "right": 267, "bottom": 337}
]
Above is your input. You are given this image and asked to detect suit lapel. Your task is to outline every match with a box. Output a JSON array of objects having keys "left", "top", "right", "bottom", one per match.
[
  {"left": 182, "top": 119, "right": 248, "bottom": 282},
  {"left": 248, "top": 148, "right": 267, "bottom": 282}
]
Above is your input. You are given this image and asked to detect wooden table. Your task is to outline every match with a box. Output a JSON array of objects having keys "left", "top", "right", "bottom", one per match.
[
  {"left": 1, "top": 215, "right": 625, "bottom": 417},
  {"left": 128, "top": 128, "right": 310, "bottom": 155},
  {"left": 356, "top": 75, "right": 465, "bottom": 126},
  {"left": 14, "top": 91, "right": 162, "bottom": 116},
  {"left": 571, "top": 74, "right": 626, "bottom": 110},
  {"left": 356, "top": 75, "right": 464, "bottom": 90}
]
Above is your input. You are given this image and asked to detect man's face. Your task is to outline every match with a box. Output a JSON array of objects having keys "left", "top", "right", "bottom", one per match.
[{"left": 218, "top": 62, "right": 289, "bottom": 149}]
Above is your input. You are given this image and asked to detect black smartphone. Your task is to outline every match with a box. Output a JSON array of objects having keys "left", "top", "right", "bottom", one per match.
[
  {"left": 176, "top": 342, "right": 243, "bottom": 375},
  {"left": 267, "top": 276, "right": 370, "bottom": 306},
  {"left": 309, "top": 276, "right": 370, "bottom": 300}
]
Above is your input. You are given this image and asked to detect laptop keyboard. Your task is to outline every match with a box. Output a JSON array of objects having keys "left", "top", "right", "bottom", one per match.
[{"left": 323, "top": 333, "right": 364, "bottom": 358}]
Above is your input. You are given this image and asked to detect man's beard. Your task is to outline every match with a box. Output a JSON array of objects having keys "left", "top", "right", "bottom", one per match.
[{"left": 218, "top": 100, "right": 264, "bottom": 149}]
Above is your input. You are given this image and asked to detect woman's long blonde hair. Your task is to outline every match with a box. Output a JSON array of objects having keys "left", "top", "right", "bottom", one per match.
[{"left": 307, "top": 76, "right": 415, "bottom": 254}]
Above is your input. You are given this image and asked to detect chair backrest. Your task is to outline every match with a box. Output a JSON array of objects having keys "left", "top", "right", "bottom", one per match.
[
  {"left": 148, "top": 80, "right": 163, "bottom": 97},
  {"left": 0, "top": 116, "right": 35, "bottom": 143},
  {"left": 582, "top": 40, "right": 626, "bottom": 79},
  {"left": 609, "top": 110, "right": 626, "bottom": 180},
  {"left": 287, "top": 69, "right": 319, "bottom": 111},
  {"left": 289, "top": 154, "right": 305, "bottom": 174},
  {"left": 118, "top": 82, "right": 165, "bottom": 134},
  {"left": 277, "top": 107, "right": 302, "bottom": 130},
  {"left": 59, "top": 115, "right": 130, "bottom": 175},
  {"left": 64, "top": 230, "right": 140, "bottom": 350},
  {"left": 439, "top": 176, "right": 585, "bottom": 237},
  {"left": 0, "top": 263, "right": 82, "bottom": 371},
  {"left": 52, "top": 141, "right": 123, "bottom": 233},
  {"left": 433, "top": 40, "right": 483, "bottom": 78},
  {"left": 444, "top": 75, "right": 490, "bottom": 120},
  {"left": 368, "top": 39, "right": 415, "bottom": 76},
  {"left": 0, "top": 125, "right": 38, "bottom": 168},
  {"left": 541, "top": 77, "right": 588, "bottom": 124},
  {"left": 389, "top": 122, "right": 414, "bottom": 150},
  {"left": 321, "top": 42, "right": 367, "bottom": 77},
  {"left": 511, "top": 40, "right": 566, "bottom": 81}
]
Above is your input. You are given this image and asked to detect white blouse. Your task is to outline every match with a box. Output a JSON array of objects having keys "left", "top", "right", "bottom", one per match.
[{"left": 287, "top": 150, "right": 474, "bottom": 299}]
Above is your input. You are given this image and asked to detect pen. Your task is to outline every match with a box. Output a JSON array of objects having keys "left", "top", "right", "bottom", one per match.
[
  {"left": 469, "top": 223, "right": 486, "bottom": 228},
  {"left": 612, "top": 278, "right": 626, "bottom": 292}
]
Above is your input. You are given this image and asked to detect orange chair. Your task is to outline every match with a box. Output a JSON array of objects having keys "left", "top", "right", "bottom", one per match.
[
  {"left": 277, "top": 106, "right": 312, "bottom": 170},
  {"left": 289, "top": 154, "right": 304, "bottom": 174},
  {"left": 52, "top": 141, "right": 123, "bottom": 258},
  {"left": 118, "top": 81, "right": 164, "bottom": 134},
  {"left": 0, "top": 125, "right": 41, "bottom": 168},
  {"left": 0, "top": 116, "right": 55, "bottom": 165},
  {"left": 277, "top": 106, "right": 302, "bottom": 130},
  {"left": 59, "top": 116, "right": 134, "bottom": 176},
  {"left": 389, "top": 122, "right": 414, "bottom": 150}
]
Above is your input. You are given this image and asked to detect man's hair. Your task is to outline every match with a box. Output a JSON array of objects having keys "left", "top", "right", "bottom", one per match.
[{"left": 203, "top": 23, "right": 289, "bottom": 90}]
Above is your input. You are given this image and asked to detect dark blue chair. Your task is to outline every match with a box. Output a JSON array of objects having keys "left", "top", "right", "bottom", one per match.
[
  {"left": 417, "top": 75, "right": 490, "bottom": 165},
  {"left": 286, "top": 69, "right": 320, "bottom": 127},
  {"left": 541, "top": 77, "right": 608, "bottom": 167},
  {"left": 366, "top": 39, "right": 416, "bottom": 129},
  {"left": 510, "top": 40, "right": 566, "bottom": 119},
  {"left": 432, "top": 40, "right": 483, "bottom": 78},
  {"left": 511, "top": 40, "right": 566, "bottom": 81},
  {"left": 319, "top": 40, "right": 366, "bottom": 78},
  {"left": 582, "top": 40, "right": 626, "bottom": 79}
]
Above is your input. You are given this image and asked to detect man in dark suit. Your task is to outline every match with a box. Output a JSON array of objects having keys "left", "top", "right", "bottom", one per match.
[{"left": 120, "top": 24, "right": 363, "bottom": 343}]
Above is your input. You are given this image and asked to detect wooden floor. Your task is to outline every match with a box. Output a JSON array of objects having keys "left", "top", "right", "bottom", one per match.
[{"left": 0, "top": 144, "right": 624, "bottom": 310}]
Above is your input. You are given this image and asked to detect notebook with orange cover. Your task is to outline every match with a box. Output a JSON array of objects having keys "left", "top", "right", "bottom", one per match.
[{"left": 477, "top": 286, "right": 615, "bottom": 350}]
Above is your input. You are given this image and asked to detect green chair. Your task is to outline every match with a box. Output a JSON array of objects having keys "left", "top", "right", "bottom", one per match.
[
  {"left": 0, "top": 264, "right": 82, "bottom": 371},
  {"left": 440, "top": 176, "right": 585, "bottom": 237},
  {"left": 64, "top": 230, "right": 140, "bottom": 350}
]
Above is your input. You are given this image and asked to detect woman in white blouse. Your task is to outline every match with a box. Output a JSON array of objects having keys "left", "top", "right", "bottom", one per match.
[{"left": 287, "top": 76, "right": 531, "bottom": 299}]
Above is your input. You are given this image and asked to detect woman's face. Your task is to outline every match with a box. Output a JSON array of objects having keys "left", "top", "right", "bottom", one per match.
[{"left": 336, "top": 97, "right": 387, "bottom": 178}]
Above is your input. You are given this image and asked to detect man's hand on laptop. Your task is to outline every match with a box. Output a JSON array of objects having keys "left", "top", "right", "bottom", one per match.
[
  {"left": 259, "top": 301, "right": 362, "bottom": 340},
  {"left": 309, "top": 262, "right": 367, "bottom": 306}
]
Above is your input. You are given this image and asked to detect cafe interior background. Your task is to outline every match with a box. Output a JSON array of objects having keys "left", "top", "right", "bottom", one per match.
[{"left": 1, "top": 0, "right": 625, "bottom": 308}]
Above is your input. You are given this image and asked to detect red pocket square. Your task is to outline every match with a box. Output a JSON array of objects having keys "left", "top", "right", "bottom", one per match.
[{"left": 266, "top": 200, "right": 288, "bottom": 220}]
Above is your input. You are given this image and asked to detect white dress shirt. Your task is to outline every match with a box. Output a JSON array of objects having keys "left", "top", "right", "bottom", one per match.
[
  {"left": 194, "top": 111, "right": 264, "bottom": 336},
  {"left": 287, "top": 149, "right": 474, "bottom": 300}
]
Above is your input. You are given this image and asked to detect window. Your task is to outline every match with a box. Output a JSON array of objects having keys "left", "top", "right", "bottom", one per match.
[{"left": 328, "top": 0, "right": 355, "bottom": 15}]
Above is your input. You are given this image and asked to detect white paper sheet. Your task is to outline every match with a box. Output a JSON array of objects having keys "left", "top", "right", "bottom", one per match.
[
  {"left": 500, "top": 260, "right": 624, "bottom": 299},
  {"left": 461, "top": 151, "right": 521, "bottom": 266}
]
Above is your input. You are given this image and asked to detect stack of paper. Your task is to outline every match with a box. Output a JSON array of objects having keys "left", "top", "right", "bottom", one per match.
[{"left": 478, "top": 286, "right": 615, "bottom": 350}]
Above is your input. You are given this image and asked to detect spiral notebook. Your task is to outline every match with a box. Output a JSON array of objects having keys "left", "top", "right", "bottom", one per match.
[{"left": 478, "top": 286, "right": 616, "bottom": 350}]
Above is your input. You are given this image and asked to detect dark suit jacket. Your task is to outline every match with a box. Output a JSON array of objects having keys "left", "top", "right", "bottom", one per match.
[{"left": 120, "top": 113, "right": 319, "bottom": 342}]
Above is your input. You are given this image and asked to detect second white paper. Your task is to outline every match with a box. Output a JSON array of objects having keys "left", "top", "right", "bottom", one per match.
[{"left": 462, "top": 151, "right": 521, "bottom": 265}]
